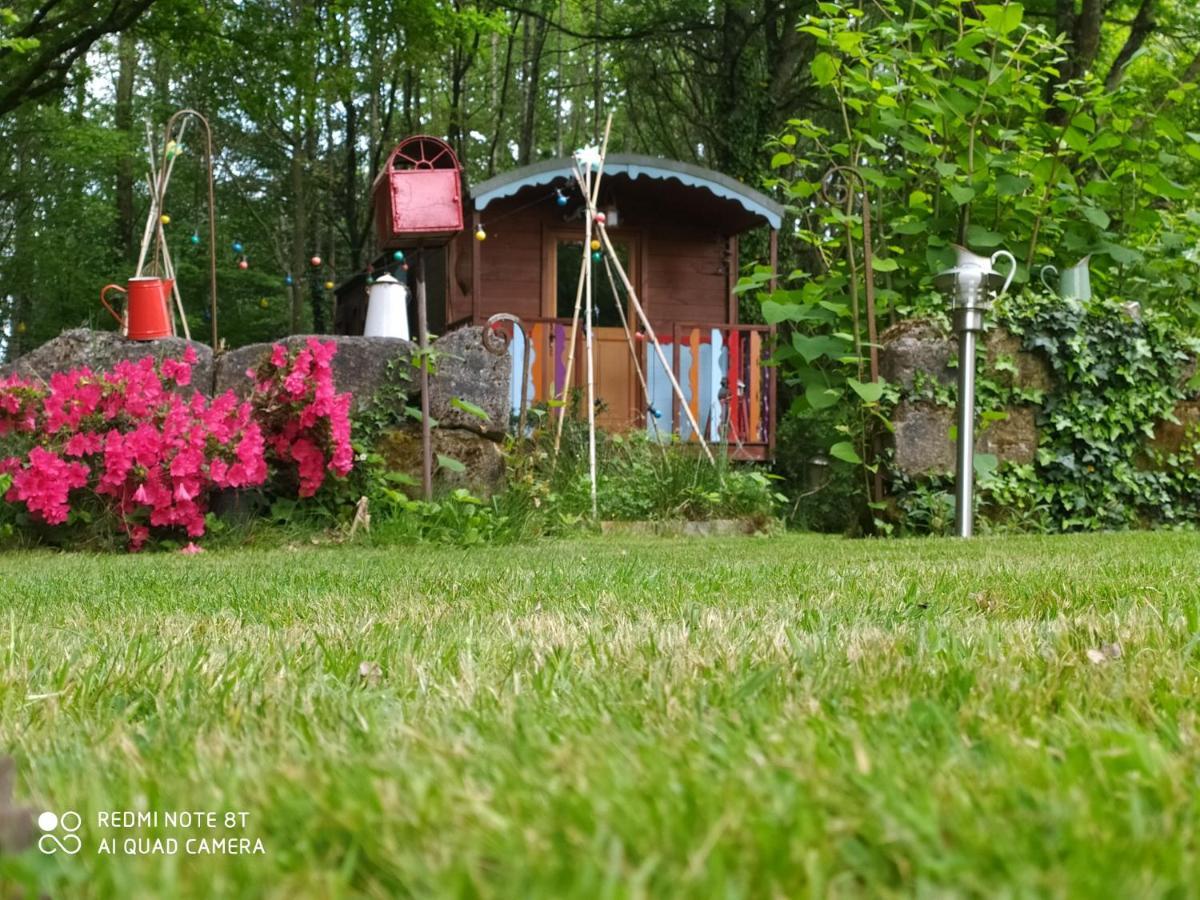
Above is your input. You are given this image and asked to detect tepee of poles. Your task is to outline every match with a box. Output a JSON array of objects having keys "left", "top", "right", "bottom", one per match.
[
  {"left": 551, "top": 114, "right": 716, "bottom": 517},
  {"left": 133, "top": 109, "right": 218, "bottom": 345}
]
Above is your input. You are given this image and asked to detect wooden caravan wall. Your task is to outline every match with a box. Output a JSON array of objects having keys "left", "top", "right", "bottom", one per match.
[{"left": 452, "top": 185, "right": 734, "bottom": 326}]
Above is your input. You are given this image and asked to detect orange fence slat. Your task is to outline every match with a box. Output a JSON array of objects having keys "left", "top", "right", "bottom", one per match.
[{"left": 749, "top": 330, "right": 762, "bottom": 440}]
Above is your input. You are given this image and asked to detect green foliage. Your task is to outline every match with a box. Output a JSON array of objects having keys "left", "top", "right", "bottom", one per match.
[
  {"left": 752, "top": 0, "right": 1200, "bottom": 533},
  {"left": 773, "top": 1, "right": 1200, "bottom": 316},
  {"left": 978, "top": 293, "right": 1200, "bottom": 531},
  {"left": 507, "top": 409, "right": 787, "bottom": 527}
]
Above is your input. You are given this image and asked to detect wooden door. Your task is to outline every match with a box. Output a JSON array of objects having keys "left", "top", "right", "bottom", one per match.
[{"left": 545, "top": 234, "right": 640, "bottom": 431}]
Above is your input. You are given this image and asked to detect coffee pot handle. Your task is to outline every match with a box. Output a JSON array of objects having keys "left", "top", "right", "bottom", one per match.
[
  {"left": 991, "top": 250, "right": 1017, "bottom": 297},
  {"left": 1039, "top": 265, "right": 1058, "bottom": 293},
  {"left": 100, "top": 284, "right": 126, "bottom": 324}
]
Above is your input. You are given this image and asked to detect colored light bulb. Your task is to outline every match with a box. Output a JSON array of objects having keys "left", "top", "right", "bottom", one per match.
[
  {"left": 392, "top": 250, "right": 405, "bottom": 262},
  {"left": 310, "top": 255, "right": 322, "bottom": 267}
]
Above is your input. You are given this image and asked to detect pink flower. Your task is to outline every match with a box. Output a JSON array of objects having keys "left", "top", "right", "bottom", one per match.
[{"left": 180, "top": 542, "right": 204, "bottom": 554}]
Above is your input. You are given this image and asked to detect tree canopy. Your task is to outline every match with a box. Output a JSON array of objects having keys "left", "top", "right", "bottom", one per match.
[{"left": 0, "top": 0, "right": 1197, "bottom": 356}]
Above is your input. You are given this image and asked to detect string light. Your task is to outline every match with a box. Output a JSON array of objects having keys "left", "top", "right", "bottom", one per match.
[
  {"left": 555, "top": 189, "right": 568, "bottom": 207},
  {"left": 310, "top": 255, "right": 322, "bottom": 267},
  {"left": 324, "top": 280, "right": 335, "bottom": 291},
  {"left": 284, "top": 274, "right": 294, "bottom": 286},
  {"left": 232, "top": 240, "right": 244, "bottom": 253},
  {"left": 190, "top": 233, "right": 201, "bottom": 246},
  {"left": 590, "top": 239, "right": 600, "bottom": 250},
  {"left": 238, "top": 259, "right": 248, "bottom": 270},
  {"left": 474, "top": 225, "right": 487, "bottom": 241},
  {"left": 392, "top": 250, "right": 405, "bottom": 261},
  {"left": 159, "top": 214, "right": 171, "bottom": 225}
]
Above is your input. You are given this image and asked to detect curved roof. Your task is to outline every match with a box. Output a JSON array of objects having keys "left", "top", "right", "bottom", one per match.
[{"left": 470, "top": 153, "right": 785, "bottom": 230}]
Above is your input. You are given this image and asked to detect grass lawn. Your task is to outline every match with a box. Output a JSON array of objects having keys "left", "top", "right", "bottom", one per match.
[{"left": 2, "top": 532, "right": 1200, "bottom": 897}]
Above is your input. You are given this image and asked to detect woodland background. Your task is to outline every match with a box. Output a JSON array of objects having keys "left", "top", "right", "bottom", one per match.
[{"left": 1, "top": 0, "right": 1198, "bottom": 356}]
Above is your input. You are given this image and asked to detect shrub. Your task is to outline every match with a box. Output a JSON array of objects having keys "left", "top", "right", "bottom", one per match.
[{"left": 0, "top": 339, "right": 354, "bottom": 550}]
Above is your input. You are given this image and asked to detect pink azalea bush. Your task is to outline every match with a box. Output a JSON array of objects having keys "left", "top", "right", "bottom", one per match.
[
  {"left": 248, "top": 339, "right": 353, "bottom": 498},
  {"left": 0, "top": 339, "right": 353, "bottom": 550}
]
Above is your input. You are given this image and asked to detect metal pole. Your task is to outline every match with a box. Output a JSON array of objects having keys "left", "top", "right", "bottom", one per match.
[
  {"left": 953, "top": 309, "right": 981, "bottom": 538},
  {"left": 415, "top": 252, "right": 433, "bottom": 502}
]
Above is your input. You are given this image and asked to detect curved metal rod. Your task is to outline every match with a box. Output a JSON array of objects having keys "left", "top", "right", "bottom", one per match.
[
  {"left": 820, "top": 165, "right": 879, "bottom": 385},
  {"left": 161, "top": 109, "right": 218, "bottom": 348},
  {"left": 483, "top": 313, "right": 530, "bottom": 438},
  {"left": 822, "top": 164, "right": 883, "bottom": 505}
]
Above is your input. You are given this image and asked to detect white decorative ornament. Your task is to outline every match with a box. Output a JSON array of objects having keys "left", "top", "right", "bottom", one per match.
[{"left": 574, "top": 145, "right": 602, "bottom": 170}]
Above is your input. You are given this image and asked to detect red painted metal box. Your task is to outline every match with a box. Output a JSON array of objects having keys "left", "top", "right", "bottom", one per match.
[{"left": 373, "top": 136, "right": 463, "bottom": 247}]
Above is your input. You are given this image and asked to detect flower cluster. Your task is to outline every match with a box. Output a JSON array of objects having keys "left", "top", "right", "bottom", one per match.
[
  {"left": 0, "top": 349, "right": 267, "bottom": 548},
  {"left": 250, "top": 339, "right": 353, "bottom": 497},
  {"left": 0, "top": 340, "right": 354, "bottom": 551}
]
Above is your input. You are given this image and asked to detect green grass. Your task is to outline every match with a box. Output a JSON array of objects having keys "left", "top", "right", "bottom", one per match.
[{"left": 2, "top": 532, "right": 1200, "bottom": 897}]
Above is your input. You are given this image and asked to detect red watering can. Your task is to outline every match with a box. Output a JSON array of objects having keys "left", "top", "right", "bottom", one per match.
[{"left": 100, "top": 277, "right": 174, "bottom": 340}]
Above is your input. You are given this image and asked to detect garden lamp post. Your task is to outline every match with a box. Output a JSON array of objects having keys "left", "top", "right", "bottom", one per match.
[{"left": 934, "top": 246, "right": 1016, "bottom": 538}]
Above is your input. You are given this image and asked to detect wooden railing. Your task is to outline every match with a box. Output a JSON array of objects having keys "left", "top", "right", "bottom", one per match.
[{"left": 485, "top": 317, "right": 776, "bottom": 459}]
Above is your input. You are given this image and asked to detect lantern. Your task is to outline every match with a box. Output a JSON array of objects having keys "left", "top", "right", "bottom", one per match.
[
  {"left": 372, "top": 136, "right": 463, "bottom": 248},
  {"left": 933, "top": 245, "right": 1016, "bottom": 537}
]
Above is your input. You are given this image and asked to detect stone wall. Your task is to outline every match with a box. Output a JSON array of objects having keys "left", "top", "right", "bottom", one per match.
[
  {"left": 880, "top": 318, "right": 1199, "bottom": 479},
  {"left": 0, "top": 327, "right": 512, "bottom": 497},
  {"left": 880, "top": 319, "right": 1051, "bottom": 477}
]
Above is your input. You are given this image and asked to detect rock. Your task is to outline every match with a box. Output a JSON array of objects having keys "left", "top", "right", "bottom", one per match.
[
  {"left": 880, "top": 320, "right": 1053, "bottom": 396},
  {"left": 0, "top": 328, "right": 213, "bottom": 395},
  {"left": 213, "top": 335, "right": 414, "bottom": 410},
  {"left": 879, "top": 319, "right": 954, "bottom": 392},
  {"left": 985, "top": 328, "right": 1054, "bottom": 394},
  {"left": 1147, "top": 400, "right": 1200, "bottom": 463},
  {"left": 889, "top": 401, "right": 1038, "bottom": 476},
  {"left": 890, "top": 402, "right": 955, "bottom": 475},
  {"left": 211, "top": 329, "right": 510, "bottom": 438},
  {"left": 376, "top": 426, "right": 506, "bottom": 497},
  {"left": 428, "top": 326, "right": 511, "bottom": 437},
  {"left": 979, "top": 405, "right": 1038, "bottom": 465}
]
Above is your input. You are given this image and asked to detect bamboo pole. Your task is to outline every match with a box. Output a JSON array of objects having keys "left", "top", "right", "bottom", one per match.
[
  {"left": 552, "top": 113, "right": 612, "bottom": 457},
  {"left": 146, "top": 172, "right": 191, "bottom": 340},
  {"left": 601, "top": 253, "right": 666, "bottom": 449},
  {"left": 582, "top": 164, "right": 598, "bottom": 517},
  {"left": 597, "top": 219, "right": 715, "bottom": 463},
  {"left": 552, "top": 230, "right": 589, "bottom": 456},
  {"left": 567, "top": 160, "right": 716, "bottom": 464}
]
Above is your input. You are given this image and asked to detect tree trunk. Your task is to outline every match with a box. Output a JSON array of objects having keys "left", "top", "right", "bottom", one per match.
[
  {"left": 1104, "top": 0, "right": 1156, "bottom": 90},
  {"left": 289, "top": 128, "right": 308, "bottom": 332},
  {"left": 519, "top": 14, "right": 549, "bottom": 165},
  {"left": 114, "top": 29, "right": 138, "bottom": 264}
]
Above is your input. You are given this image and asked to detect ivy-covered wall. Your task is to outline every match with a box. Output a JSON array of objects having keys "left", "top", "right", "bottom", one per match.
[{"left": 881, "top": 296, "right": 1200, "bottom": 533}]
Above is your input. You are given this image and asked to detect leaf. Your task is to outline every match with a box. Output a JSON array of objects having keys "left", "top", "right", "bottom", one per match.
[
  {"left": 1103, "top": 242, "right": 1142, "bottom": 265},
  {"left": 761, "top": 299, "right": 802, "bottom": 324},
  {"left": 870, "top": 255, "right": 899, "bottom": 272},
  {"left": 806, "top": 383, "right": 843, "bottom": 410},
  {"left": 792, "top": 333, "right": 849, "bottom": 363},
  {"left": 848, "top": 377, "right": 885, "bottom": 403},
  {"left": 450, "top": 397, "right": 490, "bottom": 422},
  {"left": 978, "top": 3, "right": 1023, "bottom": 34},
  {"left": 437, "top": 453, "right": 466, "bottom": 473},
  {"left": 973, "top": 453, "right": 999, "bottom": 477},
  {"left": 946, "top": 183, "right": 976, "bottom": 206},
  {"left": 1081, "top": 206, "right": 1110, "bottom": 230},
  {"left": 995, "top": 174, "right": 1031, "bottom": 196},
  {"left": 965, "top": 224, "right": 1004, "bottom": 248},
  {"left": 811, "top": 52, "right": 840, "bottom": 86},
  {"left": 833, "top": 30, "right": 864, "bottom": 55},
  {"left": 770, "top": 151, "right": 794, "bottom": 169},
  {"left": 830, "top": 442, "right": 863, "bottom": 464}
]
